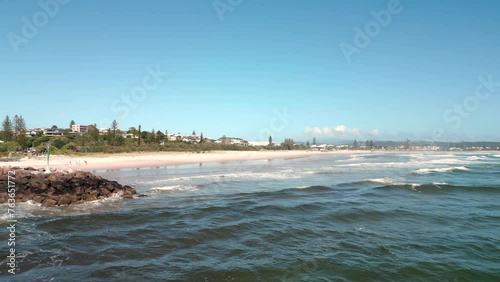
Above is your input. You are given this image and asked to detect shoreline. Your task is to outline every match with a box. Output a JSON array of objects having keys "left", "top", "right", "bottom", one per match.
[
  {"left": 1, "top": 150, "right": 496, "bottom": 171},
  {"left": 2, "top": 150, "right": 331, "bottom": 171}
]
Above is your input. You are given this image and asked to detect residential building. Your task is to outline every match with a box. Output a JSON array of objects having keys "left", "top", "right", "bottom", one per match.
[
  {"left": 182, "top": 135, "right": 200, "bottom": 143},
  {"left": 248, "top": 141, "right": 270, "bottom": 147},
  {"left": 166, "top": 134, "right": 181, "bottom": 141},
  {"left": 71, "top": 124, "right": 89, "bottom": 133},
  {"left": 216, "top": 137, "right": 248, "bottom": 146},
  {"left": 43, "top": 128, "right": 64, "bottom": 136}
]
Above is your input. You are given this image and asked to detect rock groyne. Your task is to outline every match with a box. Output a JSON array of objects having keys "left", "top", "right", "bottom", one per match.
[{"left": 0, "top": 167, "right": 136, "bottom": 207}]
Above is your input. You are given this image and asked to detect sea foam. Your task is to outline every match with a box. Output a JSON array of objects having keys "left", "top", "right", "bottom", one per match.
[
  {"left": 367, "top": 178, "right": 403, "bottom": 185},
  {"left": 150, "top": 185, "right": 203, "bottom": 193},
  {"left": 413, "top": 166, "right": 469, "bottom": 174}
]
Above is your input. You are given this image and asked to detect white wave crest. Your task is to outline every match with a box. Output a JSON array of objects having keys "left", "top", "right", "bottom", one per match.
[
  {"left": 150, "top": 185, "right": 202, "bottom": 193},
  {"left": 338, "top": 163, "right": 372, "bottom": 167},
  {"left": 428, "top": 158, "right": 465, "bottom": 164},
  {"left": 0, "top": 193, "right": 128, "bottom": 220},
  {"left": 368, "top": 178, "right": 401, "bottom": 185},
  {"left": 413, "top": 166, "right": 469, "bottom": 174},
  {"left": 411, "top": 183, "right": 421, "bottom": 190},
  {"left": 141, "top": 169, "right": 302, "bottom": 186},
  {"left": 466, "top": 156, "right": 487, "bottom": 161}
]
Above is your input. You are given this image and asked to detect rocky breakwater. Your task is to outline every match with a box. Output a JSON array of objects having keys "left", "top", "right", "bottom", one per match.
[{"left": 0, "top": 166, "right": 137, "bottom": 207}]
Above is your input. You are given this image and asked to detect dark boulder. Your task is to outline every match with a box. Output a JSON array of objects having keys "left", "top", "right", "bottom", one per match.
[
  {"left": 57, "top": 196, "right": 72, "bottom": 206},
  {"left": 0, "top": 166, "right": 136, "bottom": 206},
  {"left": 41, "top": 198, "right": 57, "bottom": 207}
]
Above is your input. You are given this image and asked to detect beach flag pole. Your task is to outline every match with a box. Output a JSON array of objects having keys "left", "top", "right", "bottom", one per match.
[{"left": 46, "top": 145, "right": 51, "bottom": 170}]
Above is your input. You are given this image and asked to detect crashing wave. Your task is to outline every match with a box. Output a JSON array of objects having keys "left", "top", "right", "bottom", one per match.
[{"left": 413, "top": 166, "right": 469, "bottom": 175}]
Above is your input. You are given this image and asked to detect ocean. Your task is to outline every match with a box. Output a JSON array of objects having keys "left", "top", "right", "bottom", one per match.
[{"left": 1, "top": 152, "right": 499, "bottom": 281}]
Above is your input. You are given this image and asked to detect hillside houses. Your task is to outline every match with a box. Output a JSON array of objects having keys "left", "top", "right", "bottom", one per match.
[
  {"left": 165, "top": 133, "right": 201, "bottom": 143},
  {"left": 215, "top": 136, "right": 249, "bottom": 146},
  {"left": 42, "top": 128, "right": 64, "bottom": 136}
]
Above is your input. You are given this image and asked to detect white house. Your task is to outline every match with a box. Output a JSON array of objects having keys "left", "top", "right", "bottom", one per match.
[
  {"left": 166, "top": 134, "right": 180, "bottom": 141},
  {"left": 248, "top": 141, "right": 269, "bottom": 146}
]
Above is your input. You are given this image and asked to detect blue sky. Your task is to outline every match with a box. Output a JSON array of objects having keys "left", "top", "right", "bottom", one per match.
[{"left": 1, "top": 0, "right": 499, "bottom": 142}]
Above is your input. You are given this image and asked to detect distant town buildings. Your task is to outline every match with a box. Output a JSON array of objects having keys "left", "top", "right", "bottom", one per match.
[
  {"left": 247, "top": 141, "right": 269, "bottom": 147},
  {"left": 42, "top": 128, "right": 64, "bottom": 136},
  {"left": 71, "top": 124, "right": 89, "bottom": 133},
  {"left": 309, "top": 144, "right": 336, "bottom": 151},
  {"left": 215, "top": 137, "right": 248, "bottom": 146},
  {"left": 3, "top": 119, "right": 500, "bottom": 151}
]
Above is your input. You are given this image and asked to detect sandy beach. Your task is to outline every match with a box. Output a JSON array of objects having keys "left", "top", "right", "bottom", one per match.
[
  {"left": 2, "top": 150, "right": 490, "bottom": 171},
  {"left": 3, "top": 150, "right": 335, "bottom": 171}
]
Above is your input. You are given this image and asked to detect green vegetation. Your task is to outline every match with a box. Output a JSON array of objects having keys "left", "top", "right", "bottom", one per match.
[
  {"left": 0, "top": 141, "right": 21, "bottom": 153},
  {"left": 3, "top": 115, "right": 309, "bottom": 156},
  {"left": 14, "top": 115, "right": 27, "bottom": 148},
  {"left": 1, "top": 115, "right": 13, "bottom": 142},
  {"left": 0, "top": 129, "right": 310, "bottom": 156},
  {"left": 282, "top": 138, "right": 295, "bottom": 150}
]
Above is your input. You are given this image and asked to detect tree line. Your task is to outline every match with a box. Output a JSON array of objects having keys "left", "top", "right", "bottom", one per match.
[
  {"left": 0, "top": 116, "right": 305, "bottom": 155},
  {"left": 0, "top": 115, "right": 27, "bottom": 150}
]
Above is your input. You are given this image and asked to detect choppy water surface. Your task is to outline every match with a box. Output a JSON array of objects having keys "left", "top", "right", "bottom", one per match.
[{"left": 1, "top": 153, "right": 499, "bottom": 281}]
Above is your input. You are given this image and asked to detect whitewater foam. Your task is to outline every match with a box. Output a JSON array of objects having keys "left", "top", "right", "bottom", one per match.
[
  {"left": 410, "top": 182, "right": 446, "bottom": 190},
  {"left": 150, "top": 185, "right": 203, "bottom": 193},
  {"left": 428, "top": 158, "right": 467, "bottom": 164},
  {"left": 0, "top": 193, "right": 129, "bottom": 220},
  {"left": 410, "top": 183, "right": 421, "bottom": 190},
  {"left": 338, "top": 163, "right": 371, "bottom": 167},
  {"left": 413, "top": 166, "right": 469, "bottom": 174},
  {"left": 140, "top": 169, "right": 303, "bottom": 186},
  {"left": 368, "top": 178, "right": 403, "bottom": 185}
]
